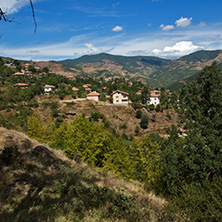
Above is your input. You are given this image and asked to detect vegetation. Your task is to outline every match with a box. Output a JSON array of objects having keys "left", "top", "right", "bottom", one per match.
[{"left": 1, "top": 57, "right": 222, "bottom": 221}]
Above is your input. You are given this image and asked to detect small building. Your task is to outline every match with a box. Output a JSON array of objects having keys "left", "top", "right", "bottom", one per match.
[
  {"left": 72, "top": 87, "right": 79, "bottom": 92},
  {"left": 148, "top": 90, "right": 161, "bottom": 105},
  {"left": 66, "top": 76, "right": 75, "bottom": 81},
  {"left": 85, "top": 87, "right": 92, "bottom": 92},
  {"left": 83, "top": 84, "right": 91, "bottom": 88},
  {"left": 13, "top": 83, "right": 28, "bottom": 89},
  {"left": 111, "top": 90, "right": 129, "bottom": 105},
  {"left": 44, "top": 85, "right": 55, "bottom": 92},
  {"left": 12, "top": 72, "right": 25, "bottom": 76},
  {"left": 87, "top": 91, "right": 100, "bottom": 102}
]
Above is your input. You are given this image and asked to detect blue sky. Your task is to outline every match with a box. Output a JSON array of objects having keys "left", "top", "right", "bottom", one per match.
[{"left": 1, "top": 0, "right": 222, "bottom": 61}]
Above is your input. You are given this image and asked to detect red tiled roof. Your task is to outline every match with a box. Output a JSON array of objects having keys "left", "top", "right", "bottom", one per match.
[
  {"left": 13, "top": 72, "right": 25, "bottom": 76},
  {"left": 150, "top": 93, "right": 160, "bottom": 97},
  {"left": 87, "top": 91, "right": 100, "bottom": 96},
  {"left": 72, "top": 87, "right": 79, "bottom": 91},
  {"left": 44, "top": 85, "right": 55, "bottom": 88},
  {"left": 13, "top": 83, "right": 28, "bottom": 87},
  {"left": 111, "top": 90, "right": 129, "bottom": 96}
]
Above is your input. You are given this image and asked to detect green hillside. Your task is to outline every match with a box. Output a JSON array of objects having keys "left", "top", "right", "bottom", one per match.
[
  {"left": 180, "top": 49, "right": 221, "bottom": 63},
  {"left": 56, "top": 50, "right": 222, "bottom": 88}
]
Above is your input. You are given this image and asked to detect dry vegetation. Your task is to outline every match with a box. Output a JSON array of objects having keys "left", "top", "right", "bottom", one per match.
[
  {"left": 0, "top": 127, "right": 166, "bottom": 222},
  {"left": 33, "top": 95, "right": 178, "bottom": 137}
]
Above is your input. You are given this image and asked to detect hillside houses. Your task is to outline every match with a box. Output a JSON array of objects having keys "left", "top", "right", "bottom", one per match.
[
  {"left": 13, "top": 83, "right": 29, "bottom": 89},
  {"left": 87, "top": 91, "right": 100, "bottom": 101},
  {"left": 44, "top": 85, "right": 55, "bottom": 92},
  {"left": 111, "top": 90, "right": 129, "bottom": 105},
  {"left": 148, "top": 90, "right": 161, "bottom": 106}
]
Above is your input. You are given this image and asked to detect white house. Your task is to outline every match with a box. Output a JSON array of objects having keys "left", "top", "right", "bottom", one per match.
[
  {"left": 148, "top": 90, "right": 161, "bottom": 105},
  {"left": 44, "top": 85, "right": 55, "bottom": 92},
  {"left": 87, "top": 91, "right": 100, "bottom": 101},
  {"left": 111, "top": 90, "right": 129, "bottom": 105}
]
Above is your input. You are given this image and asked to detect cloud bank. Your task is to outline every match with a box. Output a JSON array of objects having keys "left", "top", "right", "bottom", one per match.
[{"left": 152, "top": 41, "right": 203, "bottom": 58}]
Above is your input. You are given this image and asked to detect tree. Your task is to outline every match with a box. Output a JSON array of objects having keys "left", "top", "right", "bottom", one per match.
[
  {"left": 160, "top": 62, "right": 222, "bottom": 193},
  {"left": 136, "top": 109, "right": 142, "bottom": 119},
  {"left": 140, "top": 114, "right": 149, "bottom": 129}
]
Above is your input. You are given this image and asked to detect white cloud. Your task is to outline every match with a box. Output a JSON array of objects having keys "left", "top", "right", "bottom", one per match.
[
  {"left": 84, "top": 43, "right": 102, "bottom": 54},
  {"left": 175, "top": 17, "right": 192, "bottom": 28},
  {"left": 0, "top": 0, "right": 39, "bottom": 14},
  {"left": 152, "top": 41, "right": 203, "bottom": 58},
  {"left": 1, "top": 25, "right": 222, "bottom": 61},
  {"left": 112, "top": 26, "right": 123, "bottom": 32},
  {"left": 160, "top": 24, "right": 174, "bottom": 31}
]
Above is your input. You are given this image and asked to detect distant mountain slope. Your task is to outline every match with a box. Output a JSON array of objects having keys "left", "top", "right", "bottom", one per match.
[
  {"left": 180, "top": 50, "right": 221, "bottom": 63},
  {"left": 2, "top": 49, "right": 221, "bottom": 88},
  {"left": 54, "top": 50, "right": 222, "bottom": 87}
]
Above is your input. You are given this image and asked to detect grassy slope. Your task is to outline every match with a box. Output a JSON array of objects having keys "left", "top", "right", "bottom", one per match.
[{"left": 0, "top": 127, "right": 165, "bottom": 222}]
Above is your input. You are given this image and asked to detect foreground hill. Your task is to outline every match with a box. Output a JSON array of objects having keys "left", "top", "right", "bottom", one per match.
[
  {"left": 0, "top": 127, "right": 165, "bottom": 222},
  {"left": 53, "top": 50, "right": 222, "bottom": 87}
]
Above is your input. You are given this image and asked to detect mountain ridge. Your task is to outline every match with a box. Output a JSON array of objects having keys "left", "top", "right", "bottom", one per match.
[{"left": 2, "top": 49, "right": 222, "bottom": 88}]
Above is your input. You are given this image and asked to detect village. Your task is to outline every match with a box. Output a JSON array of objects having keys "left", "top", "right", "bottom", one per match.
[{"left": 6, "top": 61, "right": 167, "bottom": 107}]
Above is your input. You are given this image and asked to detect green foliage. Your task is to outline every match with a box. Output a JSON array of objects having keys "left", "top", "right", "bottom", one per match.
[
  {"left": 160, "top": 62, "right": 222, "bottom": 195},
  {"left": 130, "top": 134, "right": 165, "bottom": 189},
  {"left": 131, "top": 102, "right": 143, "bottom": 110},
  {"left": 27, "top": 113, "right": 55, "bottom": 146},
  {"left": 151, "top": 113, "right": 156, "bottom": 122},
  {"left": 135, "top": 125, "right": 140, "bottom": 135},
  {"left": 164, "top": 177, "right": 222, "bottom": 222},
  {"left": 136, "top": 109, "right": 143, "bottom": 119},
  {"left": 140, "top": 114, "right": 149, "bottom": 129}
]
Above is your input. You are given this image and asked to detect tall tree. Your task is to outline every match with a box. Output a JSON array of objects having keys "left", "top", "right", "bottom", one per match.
[{"left": 161, "top": 62, "right": 222, "bottom": 193}]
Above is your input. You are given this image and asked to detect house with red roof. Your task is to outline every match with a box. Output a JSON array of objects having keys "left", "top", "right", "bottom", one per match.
[
  {"left": 72, "top": 87, "right": 79, "bottom": 92},
  {"left": 13, "top": 83, "right": 28, "bottom": 89},
  {"left": 44, "top": 85, "right": 55, "bottom": 92},
  {"left": 87, "top": 91, "right": 100, "bottom": 101},
  {"left": 148, "top": 90, "right": 161, "bottom": 105}
]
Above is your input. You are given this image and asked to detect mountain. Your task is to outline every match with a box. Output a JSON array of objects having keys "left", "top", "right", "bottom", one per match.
[
  {"left": 2, "top": 49, "right": 222, "bottom": 88},
  {"left": 52, "top": 50, "right": 222, "bottom": 88}
]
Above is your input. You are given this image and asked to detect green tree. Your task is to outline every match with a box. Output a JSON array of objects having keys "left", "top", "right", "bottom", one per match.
[
  {"left": 140, "top": 114, "right": 149, "bottom": 129},
  {"left": 161, "top": 62, "right": 222, "bottom": 194}
]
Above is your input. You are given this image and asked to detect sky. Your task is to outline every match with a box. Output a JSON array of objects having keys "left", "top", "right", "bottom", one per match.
[{"left": 1, "top": 0, "right": 222, "bottom": 61}]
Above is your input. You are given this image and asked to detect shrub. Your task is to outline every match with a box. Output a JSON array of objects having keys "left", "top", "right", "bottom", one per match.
[
  {"left": 136, "top": 109, "right": 143, "bottom": 119},
  {"left": 140, "top": 114, "right": 149, "bottom": 129},
  {"left": 151, "top": 113, "right": 156, "bottom": 122}
]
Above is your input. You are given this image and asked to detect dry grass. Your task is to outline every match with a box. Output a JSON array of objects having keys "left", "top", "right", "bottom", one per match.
[{"left": 0, "top": 127, "right": 167, "bottom": 222}]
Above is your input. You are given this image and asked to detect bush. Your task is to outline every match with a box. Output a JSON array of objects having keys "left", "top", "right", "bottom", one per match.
[
  {"left": 131, "top": 102, "right": 142, "bottom": 110},
  {"left": 140, "top": 114, "right": 149, "bottom": 129},
  {"left": 151, "top": 113, "right": 156, "bottom": 122},
  {"left": 163, "top": 177, "right": 222, "bottom": 222},
  {"left": 136, "top": 109, "right": 143, "bottom": 119}
]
